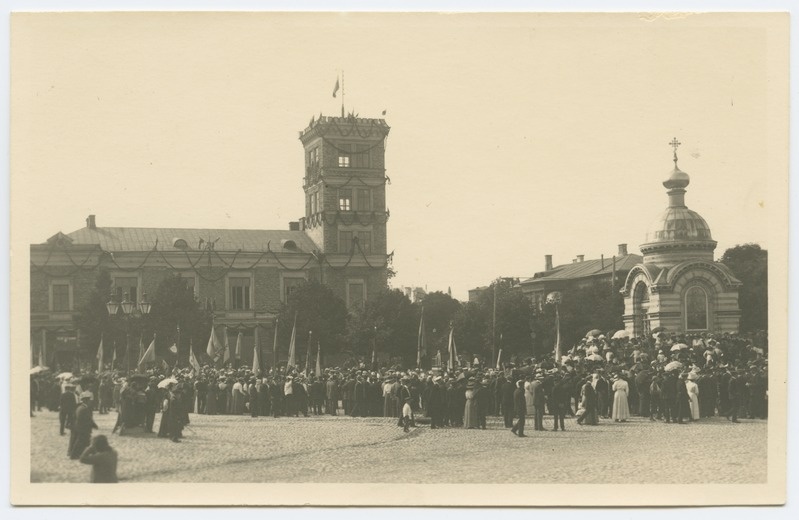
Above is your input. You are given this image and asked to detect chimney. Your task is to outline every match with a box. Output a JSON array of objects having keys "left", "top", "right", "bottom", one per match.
[
  {"left": 577, "top": 255, "right": 585, "bottom": 262},
  {"left": 86, "top": 214, "right": 96, "bottom": 229},
  {"left": 618, "top": 243, "right": 628, "bottom": 256},
  {"left": 289, "top": 221, "right": 300, "bottom": 231},
  {"left": 544, "top": 255, "right": 553, "bottom": 271}
]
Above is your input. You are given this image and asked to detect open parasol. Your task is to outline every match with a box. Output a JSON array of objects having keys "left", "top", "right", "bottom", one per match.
[
  {"left": 664, "top": 361, "right": 683, "bottom": 372},
  {"left": 586, "top": 329, "right": 603, "bottom": 338},
  {"left": 673, "top": 343, "right": 690, "bottom": 350},
  {"left": 670, "top": 344, "right": 682, "bottom": 352},
  {"left": 651, "top": 326, "right": 667, "bottom": 334},
  {"left": 29, "top": 366, "right": 48, "bottom": 375},
  {"left": 157, "top": 377, "right": 178, "bottom": 389},
  {"left": 56, "top": 372, "right": 74, "bottom": 380},
  {"left": 586, "top": 353, "right": 603, "bottom": 362},
  {"left": 612, "top": 330, "right": 630, "bottom": 340},
  {"left": 587, "top": 346, "right": 600, "bottom": 355}
]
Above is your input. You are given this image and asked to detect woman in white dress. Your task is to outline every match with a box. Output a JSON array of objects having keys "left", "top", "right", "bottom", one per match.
[
  {"left": 686, "top": 372, "right": 701, "bottom": 420},
  {"left": 524, "top": 378, "right": 534, "bottom": 415},
  {"left": 611, "top": 374, "right": 630, "bottom": 422}
]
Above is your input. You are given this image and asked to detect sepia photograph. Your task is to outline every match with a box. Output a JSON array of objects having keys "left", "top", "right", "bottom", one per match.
[{"left": 8, "top": 9, "right": 790, "bottom": 507}]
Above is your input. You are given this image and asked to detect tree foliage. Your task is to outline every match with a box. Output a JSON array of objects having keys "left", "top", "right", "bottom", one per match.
[
  {"left": 149, "top": 274, "right": 212, "bottom": 364},
  {"left": 720, "top": 243, "right": 768, "bottom": 332},
  {"left": 347, "top": 289, "right": 417, "bottom": 364}
]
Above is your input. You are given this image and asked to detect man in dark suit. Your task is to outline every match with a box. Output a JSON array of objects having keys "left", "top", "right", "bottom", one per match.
[
  {"left": 719, "top": 366, "right": 732, "bottom": 418},
  {"left": 635, "top": 367, "right": 653, "bottom": 417},
  {"left": 728, "top": 368, "right": 745, "bottom": 423},
  {"left": 396, "top": 378, "right": 412, "bottom": 426},
  {"left": 69, "top": 392, "right": 98, "bottom": 459},
  {"left": 351, "top": 377, "right": 367, "bottom": 417},
  {"left": 475, "top": 379, "right": 490, "bottom": 429},
  {"left": 550, "top": 374, "right": 570, "bottom": 431},
  {"left": 660, "top": 371, "right": 677, "bottom": 423},
  {"left": 143, "top": 379, "right": 160, "bottom": 433},
  {"left": 325, "top": 376, "right": 339, "bottom": 416},
  {"left": 501, "top": 377, "right": 516, "bottom": 428},
  {"left": 510, "top": 381, "right": 527, "bottom": 437},
  {"left": 59, "top": 385, "right": 78, "bottom": 436},
  {"left": 594, "top": 371, "right": 610, "bottom": 418},
  {"left": 531, "top": 375, "right": 547, "bottom": 431},
  {"left": 309, "top": 377, "right": 325, "bottom": 415},
  {"left": 675, "top": 373, "right": 690, "bottom": 424}
]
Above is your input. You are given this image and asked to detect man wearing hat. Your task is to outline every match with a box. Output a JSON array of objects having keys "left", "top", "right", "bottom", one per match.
[
  {"left": 428, "top": 376, "right": 446, "bottom": 429},
  {"left": 68, "top": 391, "right": 98, "bottom": 459},
  {"left": 59, "top": 384, "right": 78, "bottom": 436},
  {"left": 530, "top": 372, "right": 547, "bottom": 431},
  {"left": 510, "top": 380, "right": 527, "bottom": 437},
  {"left": 144, "top": 378, "right": 160, "bottom": 433},
  {"left": 325, "top": 375, "right": 340, "bottom": 416}
]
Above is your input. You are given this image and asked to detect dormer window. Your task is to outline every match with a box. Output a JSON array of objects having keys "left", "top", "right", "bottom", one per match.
[{"left": 173, "top": 238, "right": 189, "bottom": 249}]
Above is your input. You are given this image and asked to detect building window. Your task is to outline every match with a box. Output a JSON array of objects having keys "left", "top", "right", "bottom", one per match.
[
  {"left": 338, "top": 189, "right": 352, "bottom": 211},
  {"left": 283, "top": 277, "right": 306, "bottom": 302},
  {"left": 685, "top": 286, "right": 709, "bottom": 331},
  {"left": 347, "top": 280, "right": 366, "bottom": 309},
  {"left": 353, "top": 144, "right": 370, "bottom": 168},
  {"left": 338, "top": 154, "right": 350, "bottom": 168},
  {"left": 633, "top": 281, "right": 650, "bottom": 337},
  {"left": 308, "top": 147, "right": 319, "bottom": 166},
  {"left": 356, "top": 188, "right": 371, "bottom": 211},
  {"left": 339, "top": 231, "right": 353, "bottom": 253},
  {"left": 51, "top": 283, "right": 70, "bottom": 312},
  {"left": 230, "top": 277, "right": 251, "bottom": 310},
  {"left": 113, "top": 276, "right": 138, "bottom": 304},
  {"left": 356, "top": 231, "right": 372, "bottom": 253},
  {"left": 310, "top": 192, "right": 318, "bottom": 215}
]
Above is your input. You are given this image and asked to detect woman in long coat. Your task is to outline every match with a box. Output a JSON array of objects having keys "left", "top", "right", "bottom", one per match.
[
  {"left": 686, "top": 373, "right": 701, "bottom": 420},
  {"left": 577, "top": 377, "right": 598, "bottom": 425},
  {"left": 611, "top": 374, "right": 630, "bottom": 422},
  {"left": 524, "top": 378, "right": 535, "bottom": 415},
  {"left": 463, "top": 382, "right": 479, "bottom": 429},
  {"left": 231, "top": 379, "right": 246, "bottom": 415},
  {"left": 205, "top": 379, "right": 218, "bottom": 415}
]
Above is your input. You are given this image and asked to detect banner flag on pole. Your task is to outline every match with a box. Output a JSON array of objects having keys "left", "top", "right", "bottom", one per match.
[
  {"left": 189, "top": 340, "right": 201, "bottom": 375},
  {"left": 315, "top": 341, "right": 322, "bottom": 378},
  {"left": 435, "top": 350, "right": 442, "bottom": 368},
  {"left": 138, "top": 336, "right": 144, "bottom": 365},
  {"left": 223, "top": 328, "right": 230, "bottom": 364},
  {"left": 272, "top": 319, "right": 279, "bottom": 367},
  {"left": 332, "top": 77, "right": 340, "bottom": 98},
  {"left": 286, "top": 312, "right": 298, "bottom": 369},
  {"left": 138, "top": 335, "right": 157, "bottom": 369},
  {"left": 96, "top": 335, "right": 104, "bottom": 372},
  {"left": 496, "top": 349, "right": 502, "bottom": 370},
  {"left": 206, "top": 324, "right": 224, "bottom": 362},
  {"left": 447, "top": 327, "right": 456, "bottom": 370},
  {"left": 554, "top": 306, "right": 561, "bottom": 363},
  {"left": 111, "top": 342, "right": 117, "bottom": 369},
  {"left": 169, "top": 343, "right": 178, "bottom": 354},
  {"left": 252, "top": 342, "right": 261, "bottom": 376},
  {"left": 303, "top": 331, "right": 313, "bottom": 376},
  {"left": 236, "top": 332, "right": 243, "bottom": 360},
  {"left": 416, "top": 306, "right": 426, "bottom": 368}
]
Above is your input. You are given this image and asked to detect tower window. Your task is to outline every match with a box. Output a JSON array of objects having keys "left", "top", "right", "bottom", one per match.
[
  {"left": 685, "top": 286, "right": 709, "bottom": 331},
  {"left": 353, "top": 144, "right": 370, "bottom": 168},
  {"left": 338, "top": 189, "right": 352, "bottom": 211},
  {"left": 356, "top": 231, "right": 372, "bottom": 253},
  {"left": 338, "top": 154, "right": 350, "bottom": 168},
  {"left": 356, "top": 188, "right": 371, "bottom": 211},
  {"left": 338, "top": 231, "right": 353, "bottom": 253}
]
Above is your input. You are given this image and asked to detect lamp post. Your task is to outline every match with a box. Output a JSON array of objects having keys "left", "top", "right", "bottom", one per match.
[{"left": 106, "top": 291, "right": 152, "bottom": 374}]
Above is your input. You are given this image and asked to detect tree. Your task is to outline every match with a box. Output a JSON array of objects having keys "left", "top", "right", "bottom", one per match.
[
  {"left": 149, "top": 274, "right": 212, "bottom": 365},
  {"left": 75, "top": 270, "right": 125, "bottom": 363},
  {"left": 472, "top": 279, "right": 534, "bottom": 362},
  {"left": 347, "top": 289, "right": 417, "bottom": 364},
  {"left": 276, "top": 280, "right": 349, "bottom": 362},
  {"left": 417, "top": 291, "right": 461, "bottom": 355},
  {"left": 720, "top": 244, "right": 768, "bottom": 332}
]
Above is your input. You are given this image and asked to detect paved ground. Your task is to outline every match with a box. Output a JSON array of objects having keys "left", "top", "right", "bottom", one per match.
[{"left": 30, "top": 410, "right": 767, "bottom": 484}]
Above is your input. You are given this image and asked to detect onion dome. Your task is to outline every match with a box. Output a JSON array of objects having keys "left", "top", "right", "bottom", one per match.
[{"left": 639, "top": 138, "right": 716, "bottom": 262}]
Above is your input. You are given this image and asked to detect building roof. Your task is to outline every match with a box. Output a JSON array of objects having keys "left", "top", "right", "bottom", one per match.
[
  {"left": 520, "top": 253, "right": 643, "bottom": 284},
  {"left": 54, "top": 226, "right": 318, "bottom": 253}
]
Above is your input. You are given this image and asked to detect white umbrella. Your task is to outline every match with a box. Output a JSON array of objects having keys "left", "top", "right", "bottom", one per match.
[
  {"left": 670, "top": 344, "right": 682, "bottom": 352},
  {"left": 674, "top": 343, "right": 690, "bottom": 350},
  {"left": 56, "top": 372, "right": 74, "bottom": 380},
  {"left": 587, "top": 353, "right": 603, "bottom": 362},
  {"left": 612, "top": 330, "right": 630, "bottom": 340},
  {"left": 29, "top": 366, "right": 48, "bottom": 375},
  {"left": 157, "top": 377, "right": 178, "bottom": 389},
  {"left": 664, "top": 361, "right": 683, "bottom": 372},
  {"left": 587, "top": 346, "right": 600, "bottom": 354}
]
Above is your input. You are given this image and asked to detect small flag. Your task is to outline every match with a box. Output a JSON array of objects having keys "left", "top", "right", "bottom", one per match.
[
  {"left": 447, "top": 327, "right": 458, "bottom": 370},
  {"left": 138, "top": 335, "right": 157, "bottom": 369},
  {"left": 252, "top": 343, "right": 261, "bottom": 376},
  {"left": 381, "top": 109, "right": 387, "bottom": 116},
  {"left": 272, "top": 319, "right": 279, "bottom": 367},
  {"left": 96, "top": 335, "right": 104, "bottom": 372},
  {"left": 189, "top": 341, "right": 201, "bottom": 374},
  {"left": 236, "top": 332, "right": 243, "bottom": 360},
  {"left": 223, "top": 328, "right": 230, "bottom": 364},
  {"left": 315, "top": 341, "right": 322, "bottom": 377},
  {"left": 304, "top": 331, "right": 313, "bottom": 376},
  {"left": 111, "top": 342, "right": 117, "bottom": 368},
  {"left": 496, "top": 349, "right": 503, "bottom": 370},
  {"left": 169, "top": 343, "right": 178, "bottom": 354},
  {"left": 417, "top": 306, "right": 426, "bottom": 368},
  {"left": 206, "top": 324, "right": 223, "bottom": 361},
  {"left": 287, "top": 312, "right": 298, "bottom": 369},
  {"left": 332, "top": 77, "right": 340, "bottom": 98}
]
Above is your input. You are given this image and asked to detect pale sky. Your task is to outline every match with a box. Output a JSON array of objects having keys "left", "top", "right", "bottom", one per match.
[{"left": 11, "top": 12, "right": 785, "bottom": 300}]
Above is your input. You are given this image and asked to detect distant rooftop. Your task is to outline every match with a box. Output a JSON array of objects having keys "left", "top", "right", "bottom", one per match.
[{"left": 521, "top": 253, "right": 642, "bottom": 284}]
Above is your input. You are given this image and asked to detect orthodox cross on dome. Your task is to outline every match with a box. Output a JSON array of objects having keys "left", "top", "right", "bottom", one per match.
[{"left": 669, "top": 137, "right": 681, "bottom": 167}]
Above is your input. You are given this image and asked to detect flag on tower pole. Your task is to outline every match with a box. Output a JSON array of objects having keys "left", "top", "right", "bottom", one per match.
[
  {"left": 138, "top": 334, "right": 157, "bottom": 370},
  {"left": 286, "top": 312, "right": 298, "bottom": 369},
  {"left": 96, "top": 335, "right": 104, "bottom": 372},
  {"left": 315, "top": 341, "right": 322, "bottom": 378},
  {"left": 332, "top": 77, "right": 340, "bottom": 98}
]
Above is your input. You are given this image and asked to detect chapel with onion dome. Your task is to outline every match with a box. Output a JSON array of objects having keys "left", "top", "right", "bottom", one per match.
[{"left": 621, "top": 138, "right": 742, "bottom": 336}]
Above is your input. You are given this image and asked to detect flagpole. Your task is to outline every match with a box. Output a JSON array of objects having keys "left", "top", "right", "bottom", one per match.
[
  {"left": 272, "top": 318, "right": 279, "bottom": 369},
  {"left": 176, "top": 324, "right": 181, "bottom": 368},
  {"left": 341, "top": 70, "right": 345, "bottom": 117}
]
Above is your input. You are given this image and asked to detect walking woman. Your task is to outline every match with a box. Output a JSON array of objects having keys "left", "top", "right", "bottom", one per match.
[{"left": 611, "top": 373, "right": 630, "bottom": 422}]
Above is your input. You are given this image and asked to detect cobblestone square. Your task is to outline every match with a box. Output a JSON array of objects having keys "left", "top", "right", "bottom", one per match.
[{"left": 30, "top": 410, "right": 767, "bottom": 484}]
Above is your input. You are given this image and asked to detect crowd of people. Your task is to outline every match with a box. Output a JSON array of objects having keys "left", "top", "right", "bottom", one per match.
[{"left": 30, "top": 329, "right": 768, "bottom": 479}]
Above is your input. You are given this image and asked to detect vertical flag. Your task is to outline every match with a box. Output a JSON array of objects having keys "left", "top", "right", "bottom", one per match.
[
  {"left": 416, "top": 306, "right": 426, "bottom": 368},
  {"left": 252, "top": 343, "right": 261, "bottom": 376},
  {"left": 315, "top": 341, "right": 322, "bottom": 378},
  {"left": 223, "top": 328, "right": 230, "bottom": 365},
  {"left": 235, "top": 333, "right": 243, "bottom": 361},
  {"left": 286, "top": 312, "right": 298, "bottom": 369},
  {"left": 138, "top": 334, "right": 157, "bottom": 370},
  {"left": 206, "top": 323, "right": 223, "bottom": 362},
  {"left": 332, "top": 77, "right": 340, "bottom": 97},
  {"left": 138, "top": 335, "right": 144, "bottom": 365},
  {"left": 189, "top": 340, "right": 201, "bottom": 375},
  {"left": 304, "top": 331, "right": 313, "bottom": 375},
  {"left": 435, "top": 350, "right": 442, "bottom": 368},
  {"left": 96, "top": 335, "right": 104, "bottom": 372},
  {"left": 554, "top": 305, "right": 561, "bottom": 364},
  {"left": 447, "top": 327, "right": 456, "bottom": 370},
  {"left": 111, "top": 341, "right": 117, "bottom": 369},
  {"left": 496, "top": 349, "right": 503, "bottom": 370}
]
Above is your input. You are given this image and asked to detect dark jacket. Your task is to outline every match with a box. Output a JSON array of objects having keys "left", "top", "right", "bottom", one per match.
[
  {"left": 79, "top": 447, "right": 118, "bottom": 483},
  {"left": 513, "top": 387, "right": 526, "bottom": 416}
]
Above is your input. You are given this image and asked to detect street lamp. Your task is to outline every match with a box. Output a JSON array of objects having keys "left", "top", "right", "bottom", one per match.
[{"left": 106, "top": 291, "right": 152, "bottom": 374}]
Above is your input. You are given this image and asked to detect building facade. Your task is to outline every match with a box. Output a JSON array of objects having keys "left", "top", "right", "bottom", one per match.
[
  {"left": 620, "top": 142, "right": 741, "bottom": 336},
  {"left": 30, "top": 114, "right": 392, "bottom": 368}
]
